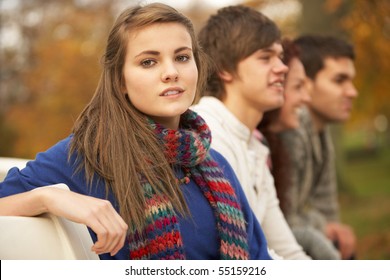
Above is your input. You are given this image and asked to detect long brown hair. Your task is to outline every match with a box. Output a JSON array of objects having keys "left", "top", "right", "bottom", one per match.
[{"left": 69, "top": 3, "right": 209, "bottom": 233}]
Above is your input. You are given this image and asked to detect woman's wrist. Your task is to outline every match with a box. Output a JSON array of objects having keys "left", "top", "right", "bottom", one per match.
[{"left": 30, "top": 187, "right": 53, "bottom": 215}]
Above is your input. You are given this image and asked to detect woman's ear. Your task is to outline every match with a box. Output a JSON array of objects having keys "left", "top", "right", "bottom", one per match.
[
  {"left": 119, "top": 76, "right": 127, "bottom": 94},
  {"left": 120, "top": 84, "right": 127, "bottom": 94},
  {"left": 218, "top": 70, "right": 233, "bottom": 82}
]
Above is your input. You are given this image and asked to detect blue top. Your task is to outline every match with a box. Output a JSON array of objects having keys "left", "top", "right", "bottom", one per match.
[{"left": 0, "top": 136, "right": 271, "bottom": 260}]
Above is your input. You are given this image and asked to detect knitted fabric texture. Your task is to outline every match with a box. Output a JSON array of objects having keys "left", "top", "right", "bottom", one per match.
[{"left": 127, "top": 110, "right": 250, "bottom": 260}]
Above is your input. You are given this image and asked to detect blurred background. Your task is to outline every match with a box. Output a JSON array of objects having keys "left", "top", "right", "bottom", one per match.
[{"left": 0, "top": 0, "right": 389, "bottom": 259}]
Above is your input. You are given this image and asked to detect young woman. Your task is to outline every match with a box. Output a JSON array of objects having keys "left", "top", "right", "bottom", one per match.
[
  {"left": 0, "top": 3, "right": 271, "bottom": 260},
  {"left": 257, "top": 38, "right": 343, "bottom": 259}
]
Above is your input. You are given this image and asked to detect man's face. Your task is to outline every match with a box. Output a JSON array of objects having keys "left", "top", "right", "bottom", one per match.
[
  {"left": 227, "top": 42, "right": 289, "bottom": 113},
  {"left": 307, "top": 57, "right": 358, "bottom": 127}
]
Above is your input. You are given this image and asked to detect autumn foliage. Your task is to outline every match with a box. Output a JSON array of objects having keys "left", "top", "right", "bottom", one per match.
[{"left": 1, "top": 0, "right": 389, "bottom": 158}]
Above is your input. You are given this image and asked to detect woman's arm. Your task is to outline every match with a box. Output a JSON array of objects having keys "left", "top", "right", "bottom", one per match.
[
  {"left": 0, "top": 187, "right": 47, "bottom": 216},
  {"left": 0, "top": 185, "right": 128, "bottom": 256}
]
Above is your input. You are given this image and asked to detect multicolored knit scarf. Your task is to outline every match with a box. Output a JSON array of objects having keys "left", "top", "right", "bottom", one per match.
[{"left": 127, "top": 110, "right": 249, "bottom": 260}]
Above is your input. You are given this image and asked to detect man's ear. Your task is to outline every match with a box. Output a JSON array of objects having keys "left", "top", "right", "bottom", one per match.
[{"left": 218, "top": 70, "right": 234, "bottom": 82}]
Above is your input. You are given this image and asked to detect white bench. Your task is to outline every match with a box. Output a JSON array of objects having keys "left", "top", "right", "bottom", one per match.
[
  {"left": 0, "top": 157, "right": 29, "bottom": 181},
  {"left": 0, "top": 159, "right": 99, "bottom": 260}
]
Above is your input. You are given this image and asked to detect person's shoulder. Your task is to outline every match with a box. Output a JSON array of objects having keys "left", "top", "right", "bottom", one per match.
[
  {"left": 209, "top": 148, "right": 228, "bottom": 165},
  {"left": 192, "top": 96, "right": 219, "bottom": 109},
  {"left": 35, "top": 135, "right": 74, "bottom": 164},
  {"left": 193, "top": 101, "right": 230, "bottom": 139},
  {"left": 280, "top": 109, "right": 311, "bottom": 142},
  {"left": 208, "top": 149, "right": 243, "bottom": 194},
  {"left": 209, "top": 149, "right": 239, "bottom": 180},
  {"left": 43, "top": 135, "right": 73, "bottom": 154},
  {"left": 191, "top": 97, "right": 225, "bottom": 122}
]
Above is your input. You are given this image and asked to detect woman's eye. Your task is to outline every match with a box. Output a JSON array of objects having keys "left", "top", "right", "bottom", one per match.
[
  {"left": 176, "top": 55, "right": 190, "bottom": 62},
  {"left": 141, "top": 59, "right": 156, "bottom": 67}
]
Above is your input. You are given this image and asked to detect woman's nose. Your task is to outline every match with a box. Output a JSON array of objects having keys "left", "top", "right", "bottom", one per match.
[{"left": 161, "top": 63, "right": 179, "bottom": 82}]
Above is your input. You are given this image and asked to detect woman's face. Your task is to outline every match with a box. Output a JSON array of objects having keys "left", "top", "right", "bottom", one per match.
[
  {"left": 277, "top": 57, "right": 311, "bottom": 130},
  {"left": 122, "top": 22, "right": 198, "bottom": 129}
]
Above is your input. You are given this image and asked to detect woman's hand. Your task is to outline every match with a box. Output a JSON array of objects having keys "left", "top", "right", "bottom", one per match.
[{"left": 36, "top": 185, "right": 128, "bottom": 256}]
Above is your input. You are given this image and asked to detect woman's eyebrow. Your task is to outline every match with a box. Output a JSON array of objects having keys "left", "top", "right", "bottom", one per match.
[
  {"left": 174, "top": 46, "right": 192, "bottom": 53},
  {"left": 134, "top": 46, "right": 193, "bottom": 59},
  {"left": 134, "top": 50, "right": 160, "bottom": 59}
]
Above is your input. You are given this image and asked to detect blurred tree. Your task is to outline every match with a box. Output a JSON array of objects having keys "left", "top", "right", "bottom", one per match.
[
  {"left": 1, "top": 0, "right": 389, "bottom": 159},
  {"left": 1, "top": 0, "right": 115, "bottom": 158},
  {"left": 341, "top": 0, "right": 390, "bottom": 131},
  {"left": 297, "top": 0, "right": 390, "bottom": 133},
  {"left": 298, "top": 0, "right": 352, "bottom": 37}
]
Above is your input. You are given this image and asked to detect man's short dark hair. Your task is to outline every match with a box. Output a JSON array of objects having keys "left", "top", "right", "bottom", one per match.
[{"left": 294, "top": 35, "right": 355, "bottom": 80}]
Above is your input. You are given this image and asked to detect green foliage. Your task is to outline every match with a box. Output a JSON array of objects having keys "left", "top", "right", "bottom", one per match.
[{"left": 339, "top": 138, "right": 390, "bottom": 259}]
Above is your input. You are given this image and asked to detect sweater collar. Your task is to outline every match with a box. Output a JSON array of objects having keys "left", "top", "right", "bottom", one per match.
[{"left": 197, "top": 96, "right": 252, "bottom": 143}]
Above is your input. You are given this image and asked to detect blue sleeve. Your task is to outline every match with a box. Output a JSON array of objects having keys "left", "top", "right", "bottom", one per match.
[
  {"left": 209, "top": 149, "right": 273, "bottom": 260},
  {"left": 1, "top": 137, "right": 71, "bottom": 196},
  {"left": 0, "top": 136, "right": 127, "bottom": 259},
  {"left": 0, "top": 136, "right": 107, "bottom": 201}
]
